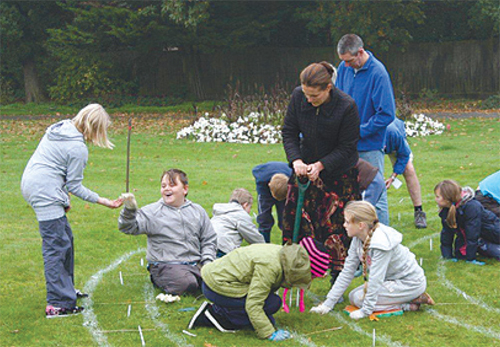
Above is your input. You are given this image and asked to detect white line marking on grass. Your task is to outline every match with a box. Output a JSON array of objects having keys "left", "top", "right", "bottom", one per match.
[
  {"left": 305, "top": 291, "right": 409, "bottom": 347},
  {"left": 426, "top": 308, "right": 500, "bottom": 340},
  {"left": 330, "top": 311, "right": 409, "bottom": 347},
  {"left": 289, "top": 330, "right": 324, "bottom": 347},
  {"left": 436, "top": 262, "right": 500, "bottom": 314},
  {"left": 143, "top": 282, "right": 193, "bottom": 347},
  {"left": 82, "top": 248, "right": 146, "bottom": 347},
  {"left": 138, "top": 325, "right": 145, "bottom": 346},
  {"left": 407, "top": 233, "right": 439, "bottom": 249}
]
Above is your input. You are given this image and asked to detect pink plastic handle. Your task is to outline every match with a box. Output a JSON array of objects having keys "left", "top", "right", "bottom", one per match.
[
  {"left": 282, "top": 288, "right": 290, "bottom": 313},
  {"left": 299, "top": 289, "right": 305, "bottom": 312}
]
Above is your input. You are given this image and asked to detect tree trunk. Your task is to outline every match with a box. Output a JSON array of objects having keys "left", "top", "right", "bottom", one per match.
[{"left": 23, "top": 59, "right": 46, "bottom": 103}]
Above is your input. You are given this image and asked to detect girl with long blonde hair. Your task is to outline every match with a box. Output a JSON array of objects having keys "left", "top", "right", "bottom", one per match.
[
  {"left": 310, "top": 201, "right": 434, "bottom": 319},
  {"left": 21, "top": 104, "right": 123, "bottom": 318}
]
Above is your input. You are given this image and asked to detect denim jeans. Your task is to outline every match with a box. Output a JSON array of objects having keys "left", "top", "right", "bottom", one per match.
[
  {"left": 359, "top": 150, "right": 389, "bottom": 225},
  {"left": 363, "top": 170, "right": 385, "bottom": 208}
]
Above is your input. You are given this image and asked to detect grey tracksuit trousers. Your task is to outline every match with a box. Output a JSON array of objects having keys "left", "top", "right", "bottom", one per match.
[{"left": 39, "top": 216, "right": 77, "bottom": 308}]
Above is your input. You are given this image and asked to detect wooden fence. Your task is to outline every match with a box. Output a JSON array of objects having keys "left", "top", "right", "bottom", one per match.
[{"left": 138, "top": 38, "right": 499, "bottom": 100}]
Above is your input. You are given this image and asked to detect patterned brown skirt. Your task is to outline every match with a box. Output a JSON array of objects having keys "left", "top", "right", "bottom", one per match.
[{"left": 282, "top": 167, "right": 360, "bottom": 276}]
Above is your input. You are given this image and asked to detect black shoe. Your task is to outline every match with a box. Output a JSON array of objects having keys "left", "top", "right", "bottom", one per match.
[
  {"left": 414, "top": 211, "right": 427, "bottom": 229},
  {"left": 204, "top": 307, "right": 238, "bottom": 333},
  {"left": 188, "top": 301, "right": 212, "bottom": 329},
  {"left": 75, "top": 289, "right": 89, "bottom": 298}
]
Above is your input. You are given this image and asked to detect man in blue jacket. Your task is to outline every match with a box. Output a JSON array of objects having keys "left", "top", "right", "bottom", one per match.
[
  {"left": 384, "top": 119, "right": 427, "bottom": 229},
  {"left": 336, "top": 34, "right": 395, "bottom": 225}
]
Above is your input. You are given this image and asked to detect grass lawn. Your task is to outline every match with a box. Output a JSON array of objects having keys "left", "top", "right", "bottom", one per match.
[{"left": 1, "top": 114, "right": 499, "bottom": 347}]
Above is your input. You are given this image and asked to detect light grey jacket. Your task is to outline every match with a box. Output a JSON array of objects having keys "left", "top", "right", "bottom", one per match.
[
  {"left": 324, "top": 224, "right": 425, "bottom": 315},
  {"left": 21, "top": 120, "right": 99, "bottom": 221},
  {"left": 118, "top": 199, "right": 217, "bottom": 265},
  {"left": 211, "top": 202, "right": 265, "bottom": 254}
]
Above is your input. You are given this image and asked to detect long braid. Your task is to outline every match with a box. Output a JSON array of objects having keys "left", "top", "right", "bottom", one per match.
[
  {"left": 362, "top": 219, "right": 379, "bottom": 299},
  {"left": 344, "top": 201, "right": 380, "bottom": 300}
]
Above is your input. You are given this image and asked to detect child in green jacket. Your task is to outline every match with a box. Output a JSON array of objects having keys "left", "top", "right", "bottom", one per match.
[{"left": 188, "top": 243, "right": 311, "bottom": 341}]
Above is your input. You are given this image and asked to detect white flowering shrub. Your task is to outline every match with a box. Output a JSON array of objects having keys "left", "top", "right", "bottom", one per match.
[
  {"left": 177, "top": 112, "right": 445, "bottom": 144},
  {"left": 176, "top": 112, "right": 282, "bottom": 144},
  {"left": 405, "top": 113, "right": 445, "bottom": 137}
]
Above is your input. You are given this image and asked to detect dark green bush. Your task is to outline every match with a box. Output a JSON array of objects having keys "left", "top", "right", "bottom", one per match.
[{"left": 479, "top": 94, "right": 500, "bottom": 110}]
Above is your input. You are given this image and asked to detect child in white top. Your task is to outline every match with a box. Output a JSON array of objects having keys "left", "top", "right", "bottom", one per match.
[
  {"left": 310, "top": 201, "right": 434, "bottom": 319},
  {"left": 211, "top": 188, "right": 265, "bottom": 257}
]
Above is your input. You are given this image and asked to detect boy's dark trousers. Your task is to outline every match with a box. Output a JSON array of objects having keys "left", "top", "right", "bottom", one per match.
[
  {"left": 39, "top": 215, "right": 77, "bottom": 309},
  {"left": 257, "top": 193, "right": 285, "bottom": 243},
  {"left": 202, "top": 282, "right": 281, "bottom": 327},
  {"left": 148, "top": 262, "right": 201, "bottom": 295}
]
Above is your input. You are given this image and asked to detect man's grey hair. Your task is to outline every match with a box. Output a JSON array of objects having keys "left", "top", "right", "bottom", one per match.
[{"left": 337, "top": 34, "right": 364, "bottom": 55}]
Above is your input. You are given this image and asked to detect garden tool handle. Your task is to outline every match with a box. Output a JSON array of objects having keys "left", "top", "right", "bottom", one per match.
[{"left": 292, "top": 178, "right": 310, "bottom": 244}]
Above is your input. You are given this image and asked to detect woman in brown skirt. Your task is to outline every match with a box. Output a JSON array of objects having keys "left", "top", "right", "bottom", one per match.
[{"left": 282, "top": 62, "right": 361, "bottom": 284}]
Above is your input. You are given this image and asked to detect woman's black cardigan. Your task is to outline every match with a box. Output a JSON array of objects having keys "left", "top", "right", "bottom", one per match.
[{"left": 282, "top": 86, "right": 360, "bottom": 181}]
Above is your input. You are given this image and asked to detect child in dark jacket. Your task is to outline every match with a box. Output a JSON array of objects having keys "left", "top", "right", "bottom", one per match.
[
  {"left": 252, "top": 162, "right": 292, "bottom": 243},
  {"left": 434, "top": 180, "right": 500, "bottom": 263}
]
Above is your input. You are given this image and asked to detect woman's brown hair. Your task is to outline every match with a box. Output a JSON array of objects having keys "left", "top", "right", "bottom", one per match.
[{"left": 300, "top": 61, "right": 334, "bottom": 90}]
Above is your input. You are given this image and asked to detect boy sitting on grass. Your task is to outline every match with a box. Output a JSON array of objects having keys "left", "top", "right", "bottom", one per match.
[
  {"left": 119, "top": 168, "right": 217, "bottom": 295},
  {"left": 211, "top": 188, "right": 265, "bottom": 257}
]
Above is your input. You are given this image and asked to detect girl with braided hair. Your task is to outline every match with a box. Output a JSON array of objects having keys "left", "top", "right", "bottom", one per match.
[{"left": 310, "top": 201, "right": 433, "bottom": 319}]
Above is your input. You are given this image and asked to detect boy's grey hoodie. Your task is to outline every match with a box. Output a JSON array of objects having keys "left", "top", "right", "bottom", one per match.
[
  {"left": 211, "top": 202, "right": 265, "bottom": 254},
  {"left": 21, "top": 120, "right": 99, "bottom": 221},
  {"left": 324, "top": 224, "right": 425, "bottom": 315}
]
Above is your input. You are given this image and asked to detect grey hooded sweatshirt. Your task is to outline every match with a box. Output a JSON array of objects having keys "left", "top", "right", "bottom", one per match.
[
  {"left": 324, "top": 224, "right": 425, "bottom": 315},
  {"left": 21, "top": 120, "right": 99, "bottom": 221},
  {"left": 211, "top": 202, "right": 265, "bottom": 254}
]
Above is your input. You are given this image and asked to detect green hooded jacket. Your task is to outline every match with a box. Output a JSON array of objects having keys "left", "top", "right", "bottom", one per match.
[{"left": 201, "top": 243, "right": 311, "bottom": 339}]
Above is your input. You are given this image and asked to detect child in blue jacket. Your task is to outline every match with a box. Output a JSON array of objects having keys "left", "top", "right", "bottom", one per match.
[
  {"left": 252, "top": 162, "right": 292, "bottom": 243},
  {"left": 434, "top": 180, "right": 500, "bottom": 263}
]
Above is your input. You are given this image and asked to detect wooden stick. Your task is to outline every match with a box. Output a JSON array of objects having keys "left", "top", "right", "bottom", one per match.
[
  {"left": 304, "top": 326, "right": 342, "bottom": 336},
  {"left": 126, "top": 117, "right": 132, "bottom": 193}
]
